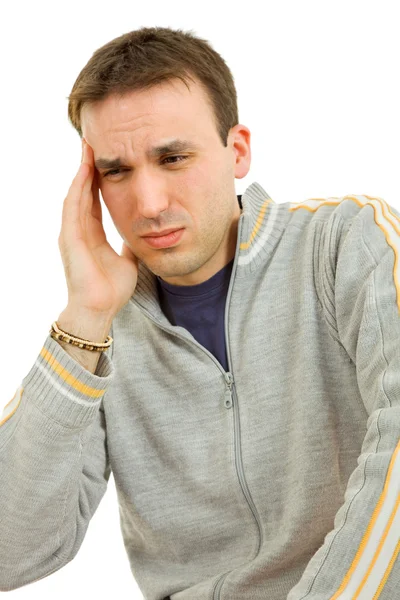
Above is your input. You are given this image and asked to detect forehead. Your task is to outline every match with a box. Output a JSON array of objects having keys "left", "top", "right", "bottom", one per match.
[{"left": 81, "top": 77, "right": 213, "bottom": 138}]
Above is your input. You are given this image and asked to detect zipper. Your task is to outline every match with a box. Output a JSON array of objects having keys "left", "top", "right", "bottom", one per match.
[
  {"left": 210, "top": 382, "right": 264, "bottom": 600},
  {"left": 212, "top": 571, "right": 229, "bottom": 600},
  {"left": 133, "top": 214, "right": 263, "bottom": 600},
  {"left": 211, "top": 215, "right": 264, "bottom": 600},
  {"left": 231, "top": 383, "right": 264, "bottom": 550},
  {"left": 224, "top": 372, "right": 234, "bottom": 408}
]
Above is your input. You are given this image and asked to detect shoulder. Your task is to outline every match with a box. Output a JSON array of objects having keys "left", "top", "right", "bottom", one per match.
[{"left": 289, "top": 194, "right": 399, "bottom": 265}]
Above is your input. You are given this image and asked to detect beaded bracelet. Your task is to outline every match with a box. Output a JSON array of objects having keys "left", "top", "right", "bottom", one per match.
[{"left": 49, "top": 321, "right": 113, "bottom": 353}]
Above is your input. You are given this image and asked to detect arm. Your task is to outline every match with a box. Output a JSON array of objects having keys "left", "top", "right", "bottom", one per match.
[
  {"left": 0, "top": 324, "right": 115, "bottom": 591},
  {"left": 287, "top": 196, "right": 400, "bottom": 599}
]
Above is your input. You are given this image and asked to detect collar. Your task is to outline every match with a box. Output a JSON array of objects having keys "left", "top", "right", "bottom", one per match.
[{"left": 130, "top": 181, "right": 289, "bottom": 321}]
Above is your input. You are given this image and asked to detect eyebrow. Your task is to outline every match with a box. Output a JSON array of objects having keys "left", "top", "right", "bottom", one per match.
[{"left": 94, "top": 139, "right": 199, "bottom": 170}]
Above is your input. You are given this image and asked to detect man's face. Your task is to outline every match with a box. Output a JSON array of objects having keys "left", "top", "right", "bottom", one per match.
[{"left": 81, "top": 76, "right": 251, "bottom": 285}]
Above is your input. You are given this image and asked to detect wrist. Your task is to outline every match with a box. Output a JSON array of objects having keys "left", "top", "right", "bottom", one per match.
[{"left": 57, "top": 307, "right": 113, "bottom": 344}]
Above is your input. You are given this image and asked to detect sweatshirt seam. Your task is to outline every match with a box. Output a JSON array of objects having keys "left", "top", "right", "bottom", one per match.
[
  {"left": 57, "top": 436, "right": 83, "bottom": 562},
  {"left": 317, "top": 214, "right": 382, "bottom": 362},
  {"left": 360, "top": 215, "right": 381, "bottom": 266},
  {"left": 313, "top": 221, "right": 326, "bottom": 314},
  {"left": 371, "top": 254, "right": 392, "bottom": 410},
  {"left": 310, "top": 217, "right": 346, "bottom": 352}
]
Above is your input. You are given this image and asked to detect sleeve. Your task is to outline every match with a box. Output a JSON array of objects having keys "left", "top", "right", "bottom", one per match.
[
  {"left": 0, "top": 326, "right": 115, "bottom": 592},
  {"left": 287, "top": 196, "right": 400, "bottom": 600}
]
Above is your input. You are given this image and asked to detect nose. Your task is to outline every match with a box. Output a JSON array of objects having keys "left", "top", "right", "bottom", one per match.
[{"left": 133, "top": 178, "right": 170, "bottom": 219}]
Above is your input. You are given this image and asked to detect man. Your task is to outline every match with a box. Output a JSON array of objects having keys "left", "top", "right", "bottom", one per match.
[{"left": 1, "top": 26, "right": 399, "bottom": 600}]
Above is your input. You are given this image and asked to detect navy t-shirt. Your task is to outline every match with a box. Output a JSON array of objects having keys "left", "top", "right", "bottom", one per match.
[{"left": 156, "top": 195, "right": 242, "bottom": 372}]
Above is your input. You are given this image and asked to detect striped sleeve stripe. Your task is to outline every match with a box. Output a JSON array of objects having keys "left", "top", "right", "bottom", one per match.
[
  {"left": 39, "top": 346, "right": 106, "bottom": 398},
  {"left": 331, "top": 440, "right": 400, "bottom": 600},
  {"left": 0, "top": 345, "right": 107, "bottom": 427},
  {"left": 0, "top": 386, "right": 23, "bottom": 427}
]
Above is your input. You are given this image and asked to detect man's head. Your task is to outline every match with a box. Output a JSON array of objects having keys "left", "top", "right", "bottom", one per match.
[{"left": 68, "top": 27, "right": 251, "bottom": 285}]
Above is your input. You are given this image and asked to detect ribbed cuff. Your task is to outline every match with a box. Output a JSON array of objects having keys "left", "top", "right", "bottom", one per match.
[{"left": 20, "top": 333, "right": 115, "bottom": 429}]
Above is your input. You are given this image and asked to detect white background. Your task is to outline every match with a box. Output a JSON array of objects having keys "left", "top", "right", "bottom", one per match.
[{"left": 1, "top": 0, "right": 399, "bottom": 597}]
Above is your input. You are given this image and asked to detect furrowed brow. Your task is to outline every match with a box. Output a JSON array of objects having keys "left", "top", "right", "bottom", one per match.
[{"left": 94, "top": 139, "right": 198, "bottom": 170}]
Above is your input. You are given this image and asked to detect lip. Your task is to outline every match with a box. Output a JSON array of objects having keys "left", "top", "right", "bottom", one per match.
[
  {"left": 142, "top": 228, "right": 185, "bottom": 249},
  {"left": 142, "top": 228, "right": 182, "bottom": 238}
]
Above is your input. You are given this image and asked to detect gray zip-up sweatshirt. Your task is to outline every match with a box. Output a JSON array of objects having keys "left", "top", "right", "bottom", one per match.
[{"left": 1, "top": 181, "right": 399, "bottom": 600}]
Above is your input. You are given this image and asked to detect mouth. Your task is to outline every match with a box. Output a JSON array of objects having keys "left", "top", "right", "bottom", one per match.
[
  {"left": 141, "top": 227, "right": 183, "bottom": 238},
  {"left": 141, "top": 228, "right": 185, "bottom": 249}
]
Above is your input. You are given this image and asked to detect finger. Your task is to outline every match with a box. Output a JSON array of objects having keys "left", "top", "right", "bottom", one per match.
[
  {"left": 79, "top": 141, "right": 95, "bottom": 233},
  {"left": 83, "top": 141, "right": 103, "bottom": 224},
  {"left": 91, "top": 169, "right": 103, "bottom": 223},
  {"left": 60, "top": 152, "right": 90, "bottom": 242},
  {"left": 81, "top": 140, "right": 95, "bottom": 201}
]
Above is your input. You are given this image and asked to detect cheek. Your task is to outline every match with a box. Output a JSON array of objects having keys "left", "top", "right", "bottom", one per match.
[
  {"left": 100, "top": 191, "right": 131, "bottom": 231},
  {"left": 100, "top": 181, "right": 126, "bottom": 207}
]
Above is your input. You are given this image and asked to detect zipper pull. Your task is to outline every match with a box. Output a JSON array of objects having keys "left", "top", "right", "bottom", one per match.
[{"left": 224, "top": 372, "right": 234, "bottom": 409}]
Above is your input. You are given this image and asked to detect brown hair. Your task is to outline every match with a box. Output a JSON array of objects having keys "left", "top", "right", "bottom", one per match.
[{"left": 67, "top": 26, "right": 239, "bottom": 147}]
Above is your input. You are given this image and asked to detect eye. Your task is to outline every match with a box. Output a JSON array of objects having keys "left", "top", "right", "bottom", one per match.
[
  {"left": 161, "top": 155, "right": 188, "bottom": 165},
  {"left": 103, "top": 168, "right": 125, "bottom": 178},
  {"left": 102, "top": 155, "right": 189, "bottom": 178}
]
